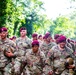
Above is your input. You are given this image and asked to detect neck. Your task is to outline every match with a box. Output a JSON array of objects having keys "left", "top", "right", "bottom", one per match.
[{"left": 21, "top": 36, "right": 26, "bottom": 39}]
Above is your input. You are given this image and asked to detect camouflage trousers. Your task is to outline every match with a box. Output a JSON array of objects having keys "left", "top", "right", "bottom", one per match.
[
  {"left": 61, "top": 69, "right": 74, "bottom": 75},
  {"left": 13, "top": 56, "right": 26, "bottom": 75},
  {"left": 13, "top": 58, "right": 21, "bottom": 74},
  {"left": 43, "top": 65, "right": 52, "bottom": 75},
  {"left": 22, "top": 65, "right": 44, "bottom": 75},
  {"left": 0, "top": 63, "right": 14, "bottom": 75}
]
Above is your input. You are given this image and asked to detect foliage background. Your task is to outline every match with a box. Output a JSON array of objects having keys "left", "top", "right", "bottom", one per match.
[{"left": 0, "top": 0, "right": 76, "bottom": 40}]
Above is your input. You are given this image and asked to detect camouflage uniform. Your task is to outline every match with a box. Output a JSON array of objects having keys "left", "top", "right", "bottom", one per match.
[
  {"left": 40, "top": 41, "right": 56, "bottom": 57},
  {"left": 66, "top": 40, "right": 75, "bottom": 53},
  {"left": 47, "top": 45, "right": 74, "bottom": 75},
  {"left": 0, "top": 38, "right": 16, "bottom": 75},
  {"left": 24, "top": 49, "right": 45, "bottom": 75},
  {"left": 40, "top": 42, "right": 56, "bottom": 75},
  {"left": 14, "top": 37, "right": 32, "bottom": 74},
  {"left": 16, "top": 37, "right": 31, "bottom": 53}
]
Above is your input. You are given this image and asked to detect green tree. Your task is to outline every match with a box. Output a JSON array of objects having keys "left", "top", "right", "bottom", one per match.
[
  {"left": 0, "top": 0, "right": 46, "bottom": 37},
  {"left": 0, "top": 0, "right": 8, "bottom": 27},
  {"left": 13, "top": 0, "right": 46, "bottom": 37},
  {"left": 49, "top": 16, "right": 76, "bottom": 39}
]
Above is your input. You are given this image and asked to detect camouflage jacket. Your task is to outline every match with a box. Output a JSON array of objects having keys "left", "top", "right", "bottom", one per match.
[
  {"left": 16, "top": 37, "right": 32, "bottom": 56},
  {"left": 25, "top": 49, "right": 45, "bottom": 75},
  {"left": 40, "top": 41, "right": 56, "bottom": 57},
  {"left": 47, "top": 45, "right": 74, "bottom": 71},
  {"left": 0, "top": 38, "right": 16, "bottom": 68}
]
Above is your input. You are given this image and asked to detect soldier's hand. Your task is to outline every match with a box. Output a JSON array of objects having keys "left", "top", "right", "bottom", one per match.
[
  {"left": 68, "top": 65, "right": 75, "bottom": 69},
  {"left": 5, "top": 51, "right": 14, "bottom": 57},
  {"left": 48, "top": 71, "right": 53, "bottom": 75}
]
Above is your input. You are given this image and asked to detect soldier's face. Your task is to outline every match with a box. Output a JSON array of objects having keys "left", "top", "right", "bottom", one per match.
[
  {"left": 59, "top": 42, "right": 66, "bottom": 48},
  {"left": 1, "top": 31, "right": 7, "bottom": 39},
  {"left": 33, "top": 37, "right": 37, "bottom": 40},
  {"left": 20, "top": 30, "right": 27, "bottom": 37},
  {"left": 39, "top": 36, "right": 43, "bottom": 41},
  {"left": 32, "top": 45, "right": 39, "bottom": 53},
  {"left": 47, "top": 36, "right": 51, "bottom": 42}
]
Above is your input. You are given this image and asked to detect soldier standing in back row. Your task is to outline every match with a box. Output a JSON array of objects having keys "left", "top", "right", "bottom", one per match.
[
  {"left": 32, "top": 33, "right": 38, "bottom": 41},
  {"left": 0, "top": 28, "right": 1, "bottom": 40},
  {"left": 14, "top": 27, "right": 32, "bottom": 75},
  {"left": 40, "top": 32, "right": 56, "bottom": 57},
  {"left": 0, "top": 27, "right": 16, "bottom": 75}
]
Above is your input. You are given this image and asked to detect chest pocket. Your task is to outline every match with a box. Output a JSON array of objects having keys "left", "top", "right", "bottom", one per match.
[{"left": 29, "top": 55, "right": 40, "bottom": 64}]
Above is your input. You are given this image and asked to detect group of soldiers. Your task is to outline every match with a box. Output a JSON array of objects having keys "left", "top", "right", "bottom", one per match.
[{"left": 0, "top": 27, "right": 76, "bottom": 75}]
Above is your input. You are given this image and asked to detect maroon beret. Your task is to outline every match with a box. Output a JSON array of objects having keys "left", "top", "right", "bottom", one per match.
[
  {"left": 38, "top": 35, "right": 42, "bottom": 39},
  {"left": 70, "top": 40, "right": 74, "bottom": 43},
  {"left": 54, "top": 34, "right": 60, "bottom": 39},
  {"left": 67, "top": 38, "right": 71, "bottom": 43},
  {"left": 45, "top": 32, "right": 51, "bottom": 39},
  {"left": 32, "top": 33, "right": 38, "bottom": 37},
  {"left": 1, "top": 27, "right": 7, "bottom": 32},
  {"left": 43, "top": 35, "right": 46, "bottom": 39},
  {"left": 57, "top": 35, "right": 66, "bottom": 44},
  {"left": 0, "top": 28, "right": 2, "bottom": 33},
  {"left": 9, "top": 38, "right": 13, "bottom": 40},
  {"left": 32, "top": 40, "right": 39, "bottom": 47},
  {"left": 20, "top": 27, "right": 26, "bottom": 32},
  {"left": 12, "top": 36, "right": 16, "bottom": 39}
]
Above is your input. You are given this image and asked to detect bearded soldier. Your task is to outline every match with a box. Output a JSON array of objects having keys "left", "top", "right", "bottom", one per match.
[
  {"left": 47, "top": 35, "right": 75, "bottom": 75},
  {"left": 32, "top": 33, "right": 38, "bottom": 41},
  {"left": 0, "top": 27, "right": 16, "bottom": 75}
]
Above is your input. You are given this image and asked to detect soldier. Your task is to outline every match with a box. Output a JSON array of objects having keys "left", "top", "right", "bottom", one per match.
[
  {"left": 43, "top": 35, "right": 46, "bottom": 42},
  {"left": 32, "top": 33, "right": 38, "bottom": 41},
  {"left": 38, "top": 35, "right": 43, "bottom": 46},
  {"left": 70, "top": 40, "right": 76, "bottom": 53},
  {"left": 0, "top": 27, "right": 16, "bottom": 75},
  {"left": 0, "top": 28, "right": 1, "bottom": 40},
  {"left": 66, "top": 38, "right": 75, "bottom": 53},
  {"left": 54, "top": 34, "right": 60, "bottom": 44},
  {"left": 10, "top": 36, "right": 16, "bottom": 42},
  {"left": 38, "top": 35, "right": 43, "bottom": 41},
  {"left": 40, "top": 32, "right": 56, "bottom": 57},
  {"left": 23, "top": 40, "right": 45, "bottom": 75},
  {"left": 16, "top": 27, "right": 31, "bottom": 53},
  {"left": 14, "top": 27, "right": 32, "bottom": 75},
  {"left": 47, "top": 35, "right": 75, "bottom": 75}
]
